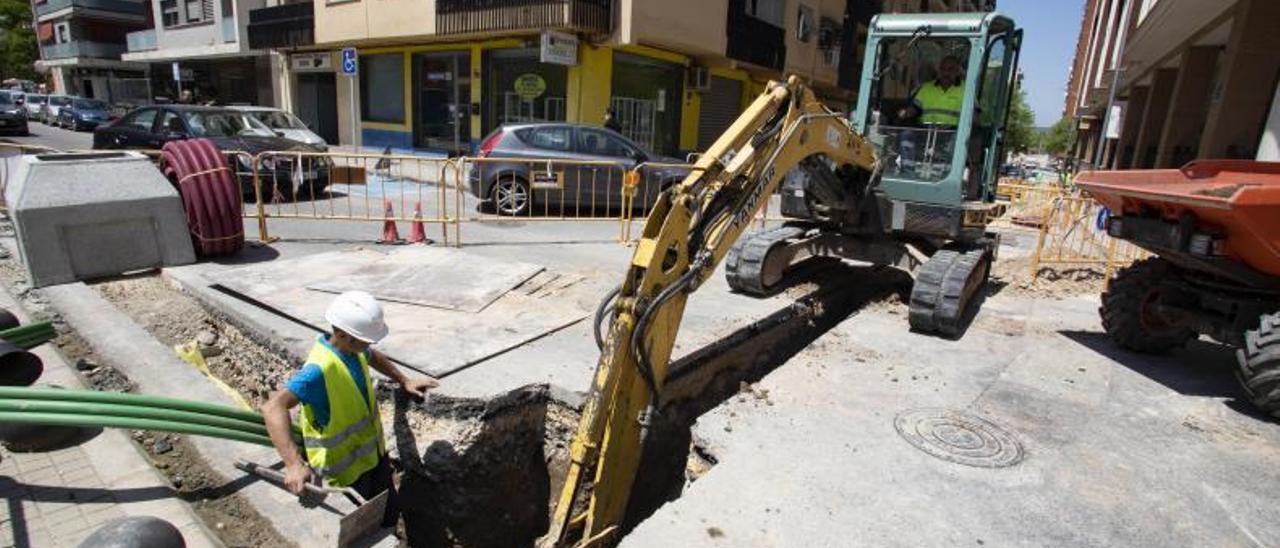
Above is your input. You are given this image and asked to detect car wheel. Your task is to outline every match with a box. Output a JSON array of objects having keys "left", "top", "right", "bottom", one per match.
[{"left": 491, "top": 176, "right": 530, "bottom": 216}]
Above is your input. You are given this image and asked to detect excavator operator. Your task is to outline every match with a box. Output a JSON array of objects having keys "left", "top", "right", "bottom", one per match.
[{"left": 898, "top": 54, "right": 966, "bottom": 127}]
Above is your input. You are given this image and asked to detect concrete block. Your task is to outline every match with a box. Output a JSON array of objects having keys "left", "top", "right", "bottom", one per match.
[{"left": 4, "top": 151, "right": 195, "bottom": 287}]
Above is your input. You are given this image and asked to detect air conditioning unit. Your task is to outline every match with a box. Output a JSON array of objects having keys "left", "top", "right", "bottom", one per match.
[{"left": 690, "top": 66, "right": 711, "bottom": 92}]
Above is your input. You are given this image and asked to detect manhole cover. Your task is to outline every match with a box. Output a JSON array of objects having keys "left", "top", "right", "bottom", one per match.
[{"left": 894, "top": 408, "right": 1024, "bottom": 468}]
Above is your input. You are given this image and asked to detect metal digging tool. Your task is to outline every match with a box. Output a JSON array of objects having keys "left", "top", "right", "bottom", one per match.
[{"left": 234, "top": 458, "right": 389, "bottom": 547}]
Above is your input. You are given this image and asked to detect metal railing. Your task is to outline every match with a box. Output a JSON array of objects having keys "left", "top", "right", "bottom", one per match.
[
  {"left": 1028, "top": 191, "right": 1149, "bottom": 285},
  {"left": 436, "top": 0, "right": 612, "bottom": 35}
]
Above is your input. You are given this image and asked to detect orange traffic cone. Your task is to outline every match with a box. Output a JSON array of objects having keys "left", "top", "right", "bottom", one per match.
[
  {"left": 380, "top": 199, "right": 402, "bottom": 244},
  {"left": 408, "top": 202, "right": 431, "bottom": 244}
]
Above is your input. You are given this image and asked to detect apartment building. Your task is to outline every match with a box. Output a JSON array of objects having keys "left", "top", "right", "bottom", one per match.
[
  {"left": 32, "top": 0, "right": 151, "bottom": 102},
  {"left": 119, "top": 0, "right": 284, "bottom": 105},
  {"left": 246, "top": 0, "right": 992, "bottom": 152},
  {"left": 1065, "top": 0, "right": 1280, "bottom": 168}
]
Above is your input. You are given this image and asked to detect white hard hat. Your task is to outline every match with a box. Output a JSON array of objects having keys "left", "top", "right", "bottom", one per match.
[{"left": 325, "top": 291, "right": 389, "bottom": 343}]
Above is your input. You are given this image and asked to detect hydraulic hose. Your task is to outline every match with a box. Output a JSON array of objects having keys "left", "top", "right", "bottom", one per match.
[
  {"left": 0, "top": 411, "right": 272, "bottom": 447},
  {"left": 0, "top": 399, "right": 274, "bottom": 438},
  {"left": 593, "top": 285, "right": 621, "bottom": 351},
  {"left": 0, "top": 322, "right": 55, "bottom": 350}
]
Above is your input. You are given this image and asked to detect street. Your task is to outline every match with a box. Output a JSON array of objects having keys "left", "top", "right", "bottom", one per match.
[{"left": 2, "top": 118, "right": 93, "bottom": 151}]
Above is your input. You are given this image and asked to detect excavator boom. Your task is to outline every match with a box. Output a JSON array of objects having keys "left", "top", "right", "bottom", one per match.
[{"left": 547, "top": 76, "right": 877, "bottom": 546}]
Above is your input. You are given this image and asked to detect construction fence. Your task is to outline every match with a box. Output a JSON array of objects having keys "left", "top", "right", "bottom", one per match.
[{"left": 0, "top": 144, "right": 1133, "bottom": 281}]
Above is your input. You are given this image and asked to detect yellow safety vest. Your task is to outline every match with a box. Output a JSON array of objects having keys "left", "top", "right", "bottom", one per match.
[
  {"left": 298, "top": 340, "right": 384, "bottom": 487},
  {"left": 914, "top": 81, "right": 965, "bottom": 126}
]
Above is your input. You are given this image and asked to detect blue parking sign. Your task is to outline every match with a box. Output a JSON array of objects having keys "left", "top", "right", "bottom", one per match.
[{"left": 341, "top": 47, "right": 358, "bottom": 75}]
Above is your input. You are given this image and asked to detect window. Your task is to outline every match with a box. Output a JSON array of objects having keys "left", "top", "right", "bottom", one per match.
[
  {"left": 517, "top": 127, "right": 571, "bottom": 152},
  {"left": 157, "top": 110, "right": 183, "bottom": 134},
  {"left": 124, "top": 108, "right": 158, "bottom": 132},
  {"left": 160, "top": 0, "right": 210, "bottom": 27},
  {"left": 359, "top": 54, "right": 405, "bottom": 124},
  {"left": 53, "top": 22, "right": 70, "bottom": 44},
  {"left": 161, "top": 0, "right": 179, "bottom": 27},
  {"left": 182, "top": 111, "right": 268, "bottom": 137},
  {"left": 185, "top": 0, "right": 205, "bottom": 22},
  {"left": 575, "top": 129, "right": 632, "bottom": 158},
  {"left": 796, "top": 5, "right": 814, "bottom": 43},
  {"left": 745, "top": 0, "right": 784, "bottom": 28}
]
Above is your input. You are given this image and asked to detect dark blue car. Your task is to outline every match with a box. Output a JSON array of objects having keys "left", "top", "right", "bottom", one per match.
[{"left": 56, "top": 98, "right": 112, "bottom": 131}]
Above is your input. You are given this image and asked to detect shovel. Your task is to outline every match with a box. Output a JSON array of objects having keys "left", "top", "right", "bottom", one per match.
[{"left": 235, "top": 458, "right": 390, "bottom": 547}]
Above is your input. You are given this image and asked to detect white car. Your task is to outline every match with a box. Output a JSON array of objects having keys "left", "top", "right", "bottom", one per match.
[
  {"left": 229, "top": 106, "right": 326, "bottom": 148},
  {"left": 23, "top": 94, "right": 45, "bottom": 119}
]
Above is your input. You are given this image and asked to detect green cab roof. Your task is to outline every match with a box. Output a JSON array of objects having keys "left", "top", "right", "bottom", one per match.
[{"left": 871, "top": 11, "right": 1014, "bottom": 35}]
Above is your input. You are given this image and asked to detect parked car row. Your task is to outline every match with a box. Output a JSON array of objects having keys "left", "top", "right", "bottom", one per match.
[{"left": 92, "top": 104, "right": 331, "bottom": 201}]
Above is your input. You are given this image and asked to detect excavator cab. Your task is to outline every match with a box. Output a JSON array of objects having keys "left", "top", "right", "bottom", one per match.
[{"left": 855, "top": 12, "right": 1022, "bottom": 208}]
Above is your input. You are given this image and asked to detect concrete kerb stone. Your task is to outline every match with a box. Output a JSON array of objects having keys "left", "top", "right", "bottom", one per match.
[
  {"left": 0, "top": 278, "right": 221, "bottom": 548},
  {"left": 39, "top": 281, "right": 396, "bottom": 548}
]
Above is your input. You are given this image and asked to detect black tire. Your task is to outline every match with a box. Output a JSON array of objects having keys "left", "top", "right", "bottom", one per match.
[
  {"left": 490, "top": 175, "right": 531, "bottom": 216},
  {"left": 1237, "top": 312, "right": 1280, "bottom": 417},
  {"left": 1099, "top": 258, "right": 1194, "bottom": 353}
]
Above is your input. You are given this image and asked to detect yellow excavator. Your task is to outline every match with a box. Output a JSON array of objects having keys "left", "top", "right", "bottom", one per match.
[{"left": 547, "top": 12, "right": 1022, "bottom": 546}]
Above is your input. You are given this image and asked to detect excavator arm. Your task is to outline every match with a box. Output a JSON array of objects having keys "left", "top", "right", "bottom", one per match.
[{"left": 547, "top": 76, "right": 879, "bottom": 546}]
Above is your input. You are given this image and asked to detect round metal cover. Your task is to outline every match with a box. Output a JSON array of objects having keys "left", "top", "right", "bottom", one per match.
[{"left": 894, "top": 408, "right": 1024, "bottom": 468}]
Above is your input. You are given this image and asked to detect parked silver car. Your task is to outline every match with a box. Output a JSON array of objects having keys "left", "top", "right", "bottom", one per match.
[
  {"left": 23, "top": 94, "right": 45, "bottom": 119},
  {"left": 467, "top": 123, "right": 690, "bottom": 216},
  {"left": 41, "top": 95, "right": 72, "bottom": 125}
]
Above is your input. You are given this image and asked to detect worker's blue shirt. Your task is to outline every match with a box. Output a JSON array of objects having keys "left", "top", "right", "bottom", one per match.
[{"left": 285, "top": 335, "right": 372, "bottom": 430}]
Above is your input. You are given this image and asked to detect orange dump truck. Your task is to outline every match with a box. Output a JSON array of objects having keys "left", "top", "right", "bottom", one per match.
[{"left": 1075, "top": 160, "right": 1280, "bottom": 416}]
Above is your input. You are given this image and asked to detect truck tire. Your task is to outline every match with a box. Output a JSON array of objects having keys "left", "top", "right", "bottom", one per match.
[
  {"left": 1237, "top": 312, "right": 1280, "bottom": 417},
  {"left": 1099, "top": 258, "right": 1194, "bottom": 353}
]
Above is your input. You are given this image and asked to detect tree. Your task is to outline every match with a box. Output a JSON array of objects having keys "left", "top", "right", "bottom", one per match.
[
  {"left": 0, "top": 0, "right": 37, "bottom": 82},
  {"left": 1003, "top": 88, "right": 1036, "bottom": 158},
  {"left": 1042, "top": 116, "right": 1077, "bottom": 157}
]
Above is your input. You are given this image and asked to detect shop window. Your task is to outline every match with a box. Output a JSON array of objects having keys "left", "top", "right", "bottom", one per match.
[
  {"left": 482, "top": 48, "right": 567, "bottom": 133},
  {"left": 611, "top": 51, "right": 684, "bottom": 156},
  {"left": 360, "top": 54, "right": 405, "bottom": 124}
]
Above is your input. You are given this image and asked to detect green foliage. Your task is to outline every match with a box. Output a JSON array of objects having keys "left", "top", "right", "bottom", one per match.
[
  {"left": 1003, "top": 88, "right": 1037, "bottom": 157},
  {"left": 1042, "top": 116, "right": 1077, "bottom": 156},
  {"left": 0, "top": 0, "right": 37, "bottom": 81}
]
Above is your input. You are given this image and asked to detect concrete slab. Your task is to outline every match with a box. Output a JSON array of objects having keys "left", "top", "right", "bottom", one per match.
[
  {"left": 202, "top": 246, "right": 599, "bottom": 377},
  {"left": 623, "top": 294, "right": 1280, "bottom": 547},
  {"left": 306, "top": 246, "right": 544, "bottom": 313}
]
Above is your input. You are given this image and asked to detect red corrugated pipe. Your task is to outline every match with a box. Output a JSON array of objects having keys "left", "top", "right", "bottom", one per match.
[{"left": 159, "top": 139, "right": 244, "bottom": 257}]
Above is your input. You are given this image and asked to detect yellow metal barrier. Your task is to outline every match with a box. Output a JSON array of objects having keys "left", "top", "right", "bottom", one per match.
[{"left": 1029, "top": 193, "right": 1148, "bottom": 283}]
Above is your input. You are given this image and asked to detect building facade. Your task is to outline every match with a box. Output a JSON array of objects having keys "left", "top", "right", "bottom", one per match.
[
  {"left": 1065, "top": 0, "right": 1280, "bottom": 168},
  {"left": 32, "top": 0, "right": 151, "bottom": 102},
  {"left": 248, "top": 0, "right": 993, "bottom": 152},
  {"left": 119, "top": 0, "right": 285, "bottom": 106}
]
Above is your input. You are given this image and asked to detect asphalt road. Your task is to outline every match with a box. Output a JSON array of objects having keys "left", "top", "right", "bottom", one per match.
[{"left": 2, "top": 117, "right": 94, "bottom": 151}]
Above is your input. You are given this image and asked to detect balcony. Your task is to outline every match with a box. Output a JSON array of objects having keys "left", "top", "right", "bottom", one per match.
[
  {"left": 34, "top": 0, "right": 145, "bottom": 18},
  {"left": 436, "top": 0, "right": 611, "bottom": 36},
  {"left": 248, "top": 2, "right": 313, "bottom": 49},
  {"left": 126, "top": 28, "right": 155, "bottom": 52},
  {"left": 725, "top": 0, "right": 784, "bottom": 71},
  {"left": 40, "top": 40, "right": 126, "bottom": 60}
]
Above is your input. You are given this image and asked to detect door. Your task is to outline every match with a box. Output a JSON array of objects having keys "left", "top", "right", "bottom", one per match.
[
  {"left": 697, "top": 76, "right": 743, "bottom": 150},
  {"left": 296, "top": 73, "right": 339, "bottom": 145},
  {"left": 106, "top": 107, "right": 159, "bottom": 149},
  {"left": 413, "top": 52, "right": 471, "bottom": 154},
  {"left": 574, "top": 127, "right": 642, "bottom": 208}
]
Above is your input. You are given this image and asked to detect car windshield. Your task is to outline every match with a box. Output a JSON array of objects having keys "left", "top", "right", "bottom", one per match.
[
  {"left": 183, "top": 111, "right": 273, "bottom": 137},
  {"left": 250, "top": 111, "right": 306, "bottom": 130},
  {"left": 73, "top": 99, "right": 107, "bottom": 110}
]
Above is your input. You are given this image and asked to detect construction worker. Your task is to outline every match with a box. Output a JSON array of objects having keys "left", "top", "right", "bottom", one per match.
[
  {"left": 898, "top": 54, "right": 966, "bottom": 127},
  {"left": 262, "top": 291, "right": 438, "bottom": 526}
]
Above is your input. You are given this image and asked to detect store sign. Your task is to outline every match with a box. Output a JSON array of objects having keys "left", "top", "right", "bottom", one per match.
[
  {"left": 540, "top": 30, "right": 578, "bottom": 66},
  {"left": 513, "top": 74, "right": 547, "bottom": 100},
  {"left": 291, "top": 53, "right": 332, "bottom": 72},
  {"left": 1105, "top": 102, "right": 1124, "bottom": 139}
]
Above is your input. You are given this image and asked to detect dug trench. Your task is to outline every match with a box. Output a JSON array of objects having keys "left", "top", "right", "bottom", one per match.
[{"left": 4, "top": 253, "right": 908, "bottom": 546}]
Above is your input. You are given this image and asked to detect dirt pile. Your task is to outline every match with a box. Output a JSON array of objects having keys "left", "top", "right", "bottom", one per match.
[{"left": 990, "top": 256, "right": 1107, "bottom": 299}]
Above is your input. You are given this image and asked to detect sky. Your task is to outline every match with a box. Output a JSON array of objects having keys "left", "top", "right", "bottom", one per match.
[{"left": 996, "top": 0, "right": 1086, "bottom": 127}]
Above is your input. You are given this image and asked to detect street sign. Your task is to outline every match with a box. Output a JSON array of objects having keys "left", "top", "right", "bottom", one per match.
[
  {"left": 540, "top": 31, "right": 578, "bottom": 66},
  {"left": 341, "top": 47, "right": 358, "bottom": 76},
  {"left": 171, "top": 62, "right": 180, "bottom": 81}
]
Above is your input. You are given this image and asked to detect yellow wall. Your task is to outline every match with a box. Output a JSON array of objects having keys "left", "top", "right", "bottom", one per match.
[
  {"left": 621, "top": 0, "right": 726, "bottom": 59},
  {"left": 313, "top": 0, "right": 435, "bottom": 46},
  {"left": 566, "top": 43, "right": 613, "bottom": 126}
]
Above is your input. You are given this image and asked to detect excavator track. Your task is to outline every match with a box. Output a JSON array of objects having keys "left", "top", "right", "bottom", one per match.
[
  {"left": 908, "top": 247, "right": 991, "bottom": 337},
  {"left": 725, "top": 225, "right": 810, "bottom": 296}
]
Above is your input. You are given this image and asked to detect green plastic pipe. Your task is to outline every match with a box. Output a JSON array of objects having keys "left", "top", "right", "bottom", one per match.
[
  {"left": 0, "top": 322, "right": 55, "bottom": 349},
  {"left": 0, "top": 399, "right": 274, "bottom": 438},
  {"left": 0, "top": 411, "right": 273, "bottom": 447},
  {"left": 0, "top": 386, "right": 269, "bottom": 424}
]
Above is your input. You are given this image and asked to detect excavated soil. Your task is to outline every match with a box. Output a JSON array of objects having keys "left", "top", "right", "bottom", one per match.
[
  {"left": 989, "top": 256, "right": 1107, "bottom": 299},
  {"left": 0, "top": 244, "right": 291, "bottom": 548}
]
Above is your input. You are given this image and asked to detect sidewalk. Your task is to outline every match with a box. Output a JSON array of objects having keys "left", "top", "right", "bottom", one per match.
[{"left": 0, "top": 285, "right": 220, "bottom": 548}]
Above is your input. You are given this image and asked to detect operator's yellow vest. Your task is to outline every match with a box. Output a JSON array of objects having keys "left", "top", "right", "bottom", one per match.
[
  {"left": 298, "top": 340, "right": 384, "bottom": 487},
  {"left": 915, "top": 81, "right": 965, "bottom": 126}
]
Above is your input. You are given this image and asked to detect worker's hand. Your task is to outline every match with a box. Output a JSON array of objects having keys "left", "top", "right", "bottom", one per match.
[
  {"left": 402, "top": 376, "right": 439, "bottom": 400},
  {"left": 283, "top": 461, "right": 314, "bottom": 496}
]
